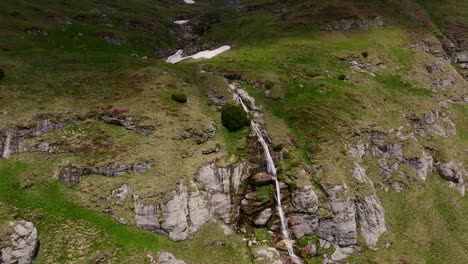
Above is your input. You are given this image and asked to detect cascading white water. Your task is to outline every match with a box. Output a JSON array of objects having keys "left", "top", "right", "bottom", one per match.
[{"left": 230, "top": 84, "right": 302, "bottom": 264}]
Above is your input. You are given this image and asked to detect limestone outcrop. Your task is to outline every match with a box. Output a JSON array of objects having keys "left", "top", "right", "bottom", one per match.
[{"left": 0, "top": 221, "right": 39, "bottom": 264}]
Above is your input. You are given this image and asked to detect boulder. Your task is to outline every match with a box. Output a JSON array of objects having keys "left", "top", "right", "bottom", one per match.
[
  {"left": 437, "top": 161, "right": 463, "bottom": 183},
  {"left": 253, "top": 208, "right": 273, "bottom": 226},
  {"left": 251, "top": 245, "right": 284, "bottom": 264},
  {"left": 1, "top": 221, "right": 39, "bottom": 264},
  {"left": 250, "top": 172, "right": 273, "bottom": 186}
]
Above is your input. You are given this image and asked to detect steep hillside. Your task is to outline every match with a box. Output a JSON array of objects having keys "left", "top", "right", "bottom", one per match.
[{"left": 0, "top": 0, "right": 466, "bottom": 263}]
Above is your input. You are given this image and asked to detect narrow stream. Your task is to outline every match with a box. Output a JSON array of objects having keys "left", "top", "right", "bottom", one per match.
[{"left": 228, "top": 82, "right": 302, "bottom": 264}]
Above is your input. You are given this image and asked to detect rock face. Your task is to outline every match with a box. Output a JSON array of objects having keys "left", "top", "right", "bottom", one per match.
[
  {"left": 317, "top": 184, "right": 357, "bottom": 247},
  {"left": 320, "top": 16, "right": 384, "bottom": 31},
  {"left": 134, "top": 162, "right": 248, "bottom": 241},
  {"left": 58, "top": 161, "right": 151, "bottom": 185},
  {"left": 1, "top": 119, "right": 64, "bottom": 159},
  {"left": 1, "top": 221, "right": 39, "bottom": 264},
  {"left": 98, "top": 114, "right": 154, "bottom": 135},
  {"left": 355, "top": 195, "right": 387, "bottom": 249},
  {"left": 157, "top": 251, "right": 186, "bottom": 264}
]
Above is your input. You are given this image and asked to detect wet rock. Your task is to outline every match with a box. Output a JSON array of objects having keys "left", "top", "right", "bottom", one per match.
[
  {"left": 1, "top": 221, "right": 39, "bottom": 264},
  {"left": 157, "top": 251, "right": 186, "bottom": 264},
  {"left": 292, "top": 185, "right": 318, "bottom": 214},
  {"left": 317, "top": 184, "right": 357, "bottom": 246},
  {"left": 253, "top": 208, "right": 273, "bottom": 226},
  {"left": 249, "top": 172, "right": 273, "bottom": 186},
  {"left": 251, "top": 245, "right": 284, "bottom": 264},
  {"left": 355, "top": 194, "right": 386, "bottom": 249}
]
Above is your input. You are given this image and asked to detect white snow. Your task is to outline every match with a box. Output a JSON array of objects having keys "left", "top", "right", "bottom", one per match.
[
  {"left": 190, "top": 45, "right": 231, "bottom": 59},
  {"left": 165, "top": 45, "right": 231, "bottom": 64},
  {"left": 165, "top": 49, "right": 184, "bottom": 64},
  {"left": 184, "top": 0, "right": 195, "bottom": 4},
  {"left": 174, "top": 20, "right": 189, "bottom": 25}
]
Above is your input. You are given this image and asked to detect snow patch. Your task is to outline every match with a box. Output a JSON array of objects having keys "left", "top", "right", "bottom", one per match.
[
  {"left": 184, "top": 0, "right": 195, "bottom": 4},
  {"left": 165, "top": 46, "right": 231, "bottom": 64},
  {"left": 174, "top": 20, "right": 189, "bottom": 25}
]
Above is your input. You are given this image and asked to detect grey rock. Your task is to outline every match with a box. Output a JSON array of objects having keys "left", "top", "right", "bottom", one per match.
[
  {"left": 194, "top": 162, "right": 247, "bottom": 193},
  {"left": 157, "top": 251, "right": 186, "bottom": 264},
  {"left": 253, "top": 208, "right": 272, "bottom": 226},
  {"left": 1, "top": 119, "right": 64, "bottom": 159},
  {"left": 317, "top": 185, "right": 357, "bottom": 246},
  {"left": 331, "top": 245, "right": 353, "bottom": 261},
  {"left": 207, "top": 94, "right": 226, "bottom": 106},
  {"left": 98, "top": 114, "right": 154, "bottom": 135},
  {"left": 455, "top": 51, "right": 468, "bottom": 63},
  {"left": 437, "top": 161, "right": 466, "bottom": 196},
  {"left": 106, "top": 184, "right": 133, "bottom": 205},
  {"left": 289, "top": 214, "right": 318, "bottom": 239},
  {"left": 406, "top": 153, "right": 433, "bottom": 180},
  {"left": 251, "top": 245, "right": 284, "bottom": 264},
  {"left": 1, "top": 221, "right": 39, "bottom": 264},
  {"left": 355, "top": 194, "right": 386, "bottom": 249},
  {"left": 292, "top": 185, "right": 318, "bottom": 214},
  {"left": 352, "top": 164, "right": 373, "bottom": 185}
]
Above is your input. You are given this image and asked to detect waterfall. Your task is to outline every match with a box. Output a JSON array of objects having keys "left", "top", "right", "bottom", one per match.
[{"left": 230, "top": 83, "right": 302, "bottom": 263}]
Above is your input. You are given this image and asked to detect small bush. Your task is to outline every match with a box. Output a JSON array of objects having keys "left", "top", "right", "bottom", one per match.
[
  {"left": 171, "top": 93, "right": 187, "bottom": 103},
  {"left": 221, "top": 104, "right": 250, "bottom": 132},
  {"left": 0, "top": 69, "right": 4, "bottom": 80},
  {"left": 338, "top": 74, "right": 346, "bottom": 80},
  {"left": 272, "top": 144, "right": 284, "bottom": 151},
  {"left": 361, "top": 51, "right": 369, "bottom": 58}
]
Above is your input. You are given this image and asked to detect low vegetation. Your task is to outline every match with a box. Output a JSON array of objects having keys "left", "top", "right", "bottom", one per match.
[{"left": 221, "top": 104, "right": 250, "bottom": 132}]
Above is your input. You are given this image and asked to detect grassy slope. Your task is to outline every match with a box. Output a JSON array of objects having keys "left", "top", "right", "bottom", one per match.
[{"left": 0, "top": 0, "right": 466, "bottom": 263}]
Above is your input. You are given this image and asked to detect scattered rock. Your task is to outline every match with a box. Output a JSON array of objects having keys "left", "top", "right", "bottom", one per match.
[
  {"left": 157, "top": 251, "right": 186, "bottom": 264},
  {"left": 25, "top": 28, "right": 48, "bottom": 36},
  {"left": 98, "top": 114, "right": 154, "bottom": 135},
  {"left": 437, "top": 161, "right": 466, "bottom": 196},
  {"left": 96, "top": 32, "right": 126, "bottom": 45}
]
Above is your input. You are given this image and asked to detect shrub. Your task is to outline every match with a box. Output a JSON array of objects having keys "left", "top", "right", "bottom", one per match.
[
  {"left": 361, "top": 51, "right": 369, "bottom": 58},
  {"left": 0, "top": 68, "right": 4, "bottom": 80},
  {"left": 221, "top": 104, "right": 250, "bottom": 132},
  {"left": 338, "top": 74, "right": 346, "bottom": 80},
  {"left": 272, "top": 144, "right": 284, "bottom": 151},
  {"left": 171, "top": 93, "right": 187, "bottom": 103}
]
